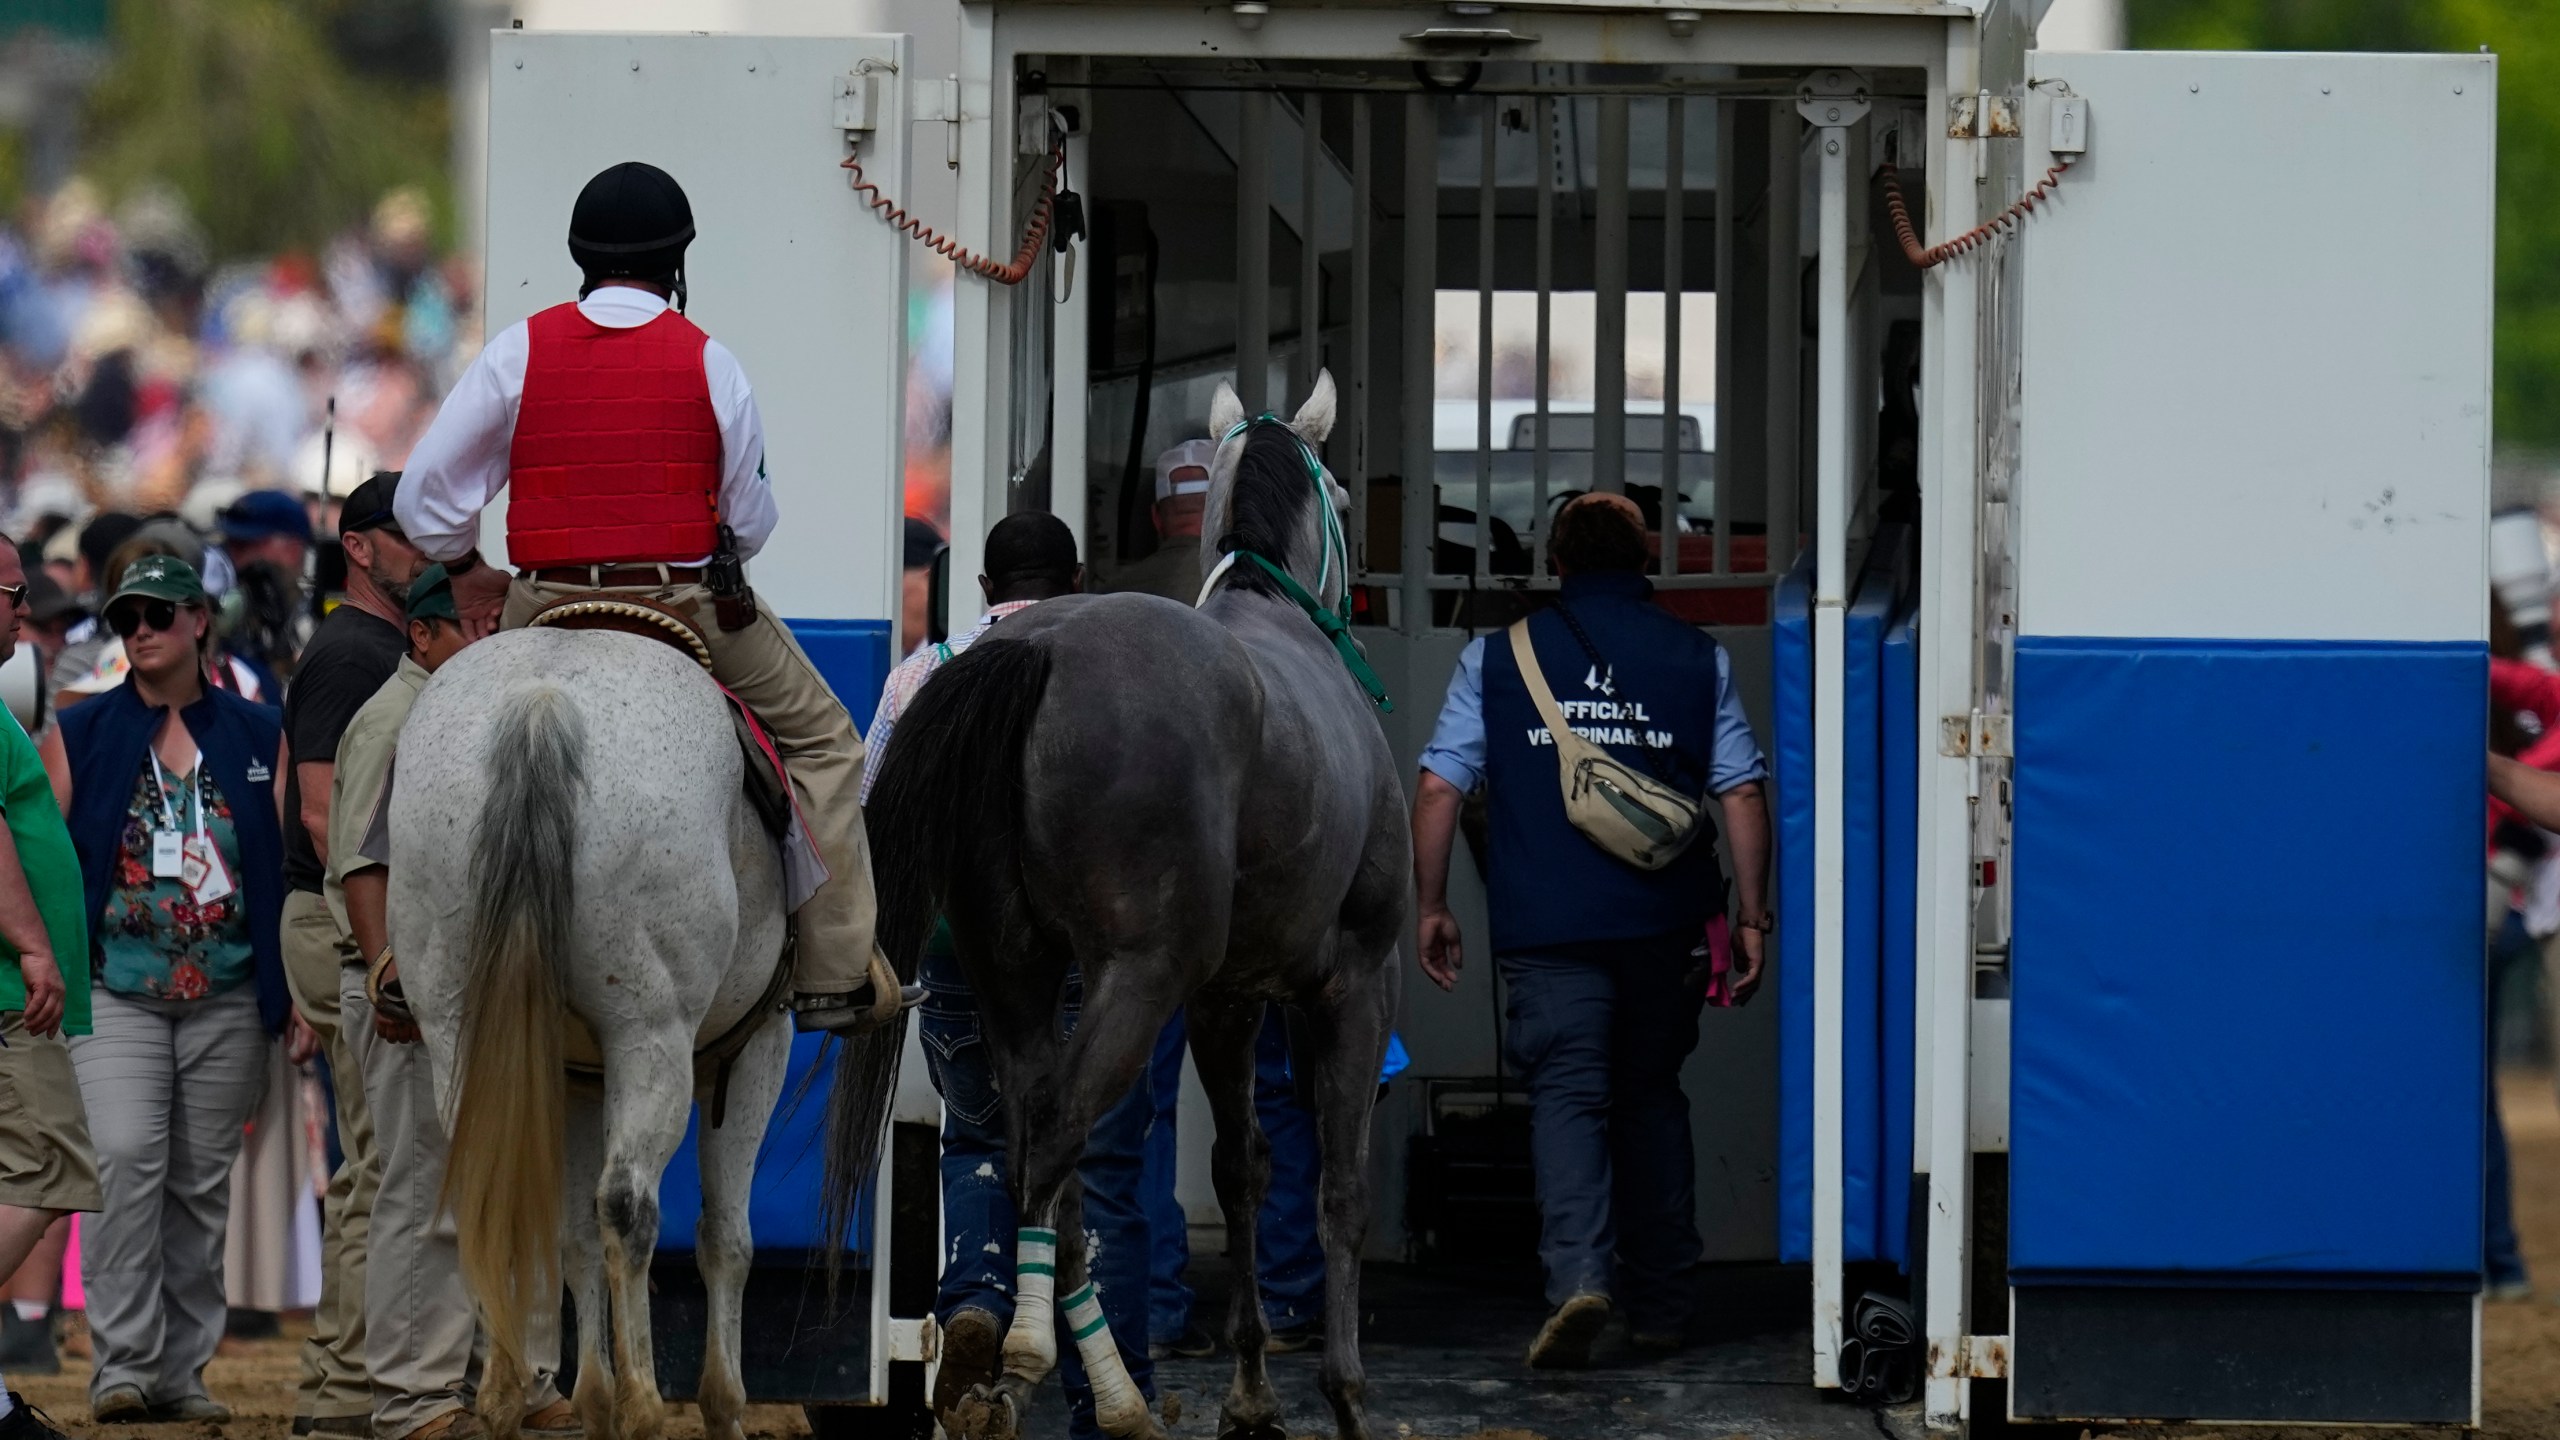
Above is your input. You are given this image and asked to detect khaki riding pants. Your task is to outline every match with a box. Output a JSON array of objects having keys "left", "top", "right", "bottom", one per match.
[
  {"left": 282, "top": 887, "right": 376, "bottom": 1424},
  {"left": 504, "top": 575, "right": 879, "bottom": 996}
]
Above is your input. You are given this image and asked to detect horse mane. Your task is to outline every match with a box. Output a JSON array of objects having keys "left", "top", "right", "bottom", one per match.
[{"left": 1213, "top": 421, "right": 1315, "bottom": 601}]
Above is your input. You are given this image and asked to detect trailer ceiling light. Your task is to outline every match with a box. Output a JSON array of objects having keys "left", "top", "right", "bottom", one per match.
[
  {"left": 1231, "top": 1, "right": 1267, "bottom": 29},
  {"left": 1665, "top": 9, "right": 1700, "bottom": 37}
]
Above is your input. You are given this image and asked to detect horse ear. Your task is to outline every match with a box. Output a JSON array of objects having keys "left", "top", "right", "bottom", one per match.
[
  {"left": 1209, "top": 381, "right": 1245, "bottom": 441},
  {"left": 1292, "top": 370, "right": 1338, "bottom": 444}
]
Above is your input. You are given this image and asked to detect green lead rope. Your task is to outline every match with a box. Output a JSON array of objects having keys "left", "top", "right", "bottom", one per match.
[{"left": 1233, "top": 550, "right": 1394, "bottom": 713}]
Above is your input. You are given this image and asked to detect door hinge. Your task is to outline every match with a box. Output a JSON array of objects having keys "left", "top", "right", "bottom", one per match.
[
  {"left": 1962, "top": 1333, "right": 2008, "bottom": 1378},
  {"left": 1940, "top": 711, "right": 2011, "bottom": 759},
  {"left": 1947, "top": 91, "right": 2019, "bottom": 139}
]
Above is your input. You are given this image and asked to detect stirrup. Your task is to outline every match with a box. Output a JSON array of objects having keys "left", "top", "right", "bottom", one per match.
[{"left": 793, "top": 947, "right": 921, "bottom": 1034}]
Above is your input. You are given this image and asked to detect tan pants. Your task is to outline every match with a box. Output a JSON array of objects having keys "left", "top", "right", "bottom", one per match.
[
  {"left": 504, "top": 575, "right": 879, "bottom": 996},
  {"left": 345, "top": 964, "right": 563, "bottom": 1436},
  {"left": 282, "top": 889, "right": 375, "bottom": 1424}
]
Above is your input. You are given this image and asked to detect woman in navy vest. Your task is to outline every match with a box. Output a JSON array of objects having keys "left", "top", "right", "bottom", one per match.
[
  {"left": 50, "top": 555, "right": 286, "bottom": 1426},
  {"left": 1412, "top": 493, "right": 1773, "bottom": 1370}
]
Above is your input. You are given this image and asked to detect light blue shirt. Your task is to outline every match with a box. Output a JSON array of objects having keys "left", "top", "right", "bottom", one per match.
[{"left": 1418, "top": 634, "right": 1768, "bottom": 797}]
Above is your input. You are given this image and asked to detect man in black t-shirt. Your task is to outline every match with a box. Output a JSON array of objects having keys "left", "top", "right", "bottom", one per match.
[{"left": 277, "top": 473, "right": 424, "bottom": 1436}]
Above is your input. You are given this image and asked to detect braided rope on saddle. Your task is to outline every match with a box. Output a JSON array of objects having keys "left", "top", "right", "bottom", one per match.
[{"left": 525, "top": 594, "right": 716, "bottom": 672}]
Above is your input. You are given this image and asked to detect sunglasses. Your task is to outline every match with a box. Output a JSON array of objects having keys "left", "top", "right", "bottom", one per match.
[
  {"left": 0, "top": 583, "right": 24, "bottom": 608},
  {"left": 106, "top": 600, "right": 186, "bottom": 639}
]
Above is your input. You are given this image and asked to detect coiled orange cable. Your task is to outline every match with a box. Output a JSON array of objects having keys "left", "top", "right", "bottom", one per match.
[
  {"left": 841, "top": 133, "right": 1068, "bottom": 285},
  {"left": 1881, "top": 153, "right": 2074, "bottom": 270}
]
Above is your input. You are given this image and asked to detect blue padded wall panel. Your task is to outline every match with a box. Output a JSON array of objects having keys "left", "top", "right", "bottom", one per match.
[
  {"left": 1775, "top": 555, "right": 1814, "bottom": 1264},
  {"left": 660, "top": 617, "right": 893, "bottom": 1254},
  {"left": 1880, "top": 596, "right": 1919, "bottom": 1270},
  {"left": 2010, "top": 637, "right": 2484, "bottom": 1281}
]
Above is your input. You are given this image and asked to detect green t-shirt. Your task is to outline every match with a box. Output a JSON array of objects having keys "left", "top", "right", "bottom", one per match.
[{"left": 0, "top": 713, "right": 90, "bottom": 1034}]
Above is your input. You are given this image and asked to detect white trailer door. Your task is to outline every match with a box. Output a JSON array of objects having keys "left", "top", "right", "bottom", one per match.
[
  {"left": 486, "top": 30, "right": 912, "bottom": 639},
  {"left": 2007, "top": 50, "right": 2492, "bottom": 1424},
  {"left": 482, "top": 29, "right": 919, "bottom": 1407}
]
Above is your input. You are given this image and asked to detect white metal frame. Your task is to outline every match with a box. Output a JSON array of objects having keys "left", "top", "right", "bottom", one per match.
[{"left": 950, "top": 1, "right": 2003, "bottom": 1422}]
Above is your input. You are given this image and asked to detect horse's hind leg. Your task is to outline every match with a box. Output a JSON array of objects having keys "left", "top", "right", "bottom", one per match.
[
  {"left": 1188, "top": 997, "right": 1284, "bottom": 1440},
  {"left": 597, "top": 1027, "right": 697, "bottom": 1440},
  {"left": 1300, "top": 967, "right": 1395, "bottom": 1440},
  {"left": 989, "top": 969, "right": 1167, "bottom": 1440},
  {"left": 562, "top": 1085, "right": 616, "bottom": 1440},
  {"left": 692, "top": 1020, "right": 790, "bottom": 1440}
]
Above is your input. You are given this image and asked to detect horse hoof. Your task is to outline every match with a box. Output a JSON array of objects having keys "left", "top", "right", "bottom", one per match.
[
  {"left": 956, "top": 1383, "right": 1021, "bottom": 1440},
  {"left": 1217, "top": 1417, "right": 1286, "bottom": 1440}
]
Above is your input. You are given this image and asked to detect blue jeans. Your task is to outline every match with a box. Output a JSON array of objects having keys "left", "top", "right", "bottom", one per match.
[
  {"left": 1498, "top": 937, "right": 1708, "bottom": 1331},
  {"left": 919, "top": 949, "right": 1155, "bottom": 1439},
  {"left": 1141, "top": 1007, "right": 1326, "bottom": 1344}
]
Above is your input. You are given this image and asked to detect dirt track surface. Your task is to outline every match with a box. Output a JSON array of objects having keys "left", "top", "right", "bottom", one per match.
[{"left": 18, "top": 1074, "right": 2560, "bottom": 1438}]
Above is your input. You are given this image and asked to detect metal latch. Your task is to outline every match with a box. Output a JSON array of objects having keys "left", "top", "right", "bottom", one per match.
[
  {"left": 834, "top": 73, "right": 879, "bottom": 134},
  {"left": 1939, "top": 712, "right": 2011, "bottom": 758},
  {"left": 1961, "top": 1334, "right": 2009, "bottom": 1378}
]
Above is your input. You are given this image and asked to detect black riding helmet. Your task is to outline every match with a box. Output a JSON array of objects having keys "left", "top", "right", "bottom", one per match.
[{"left": 569, "top": 161, "right": 695, "bottom": 310}]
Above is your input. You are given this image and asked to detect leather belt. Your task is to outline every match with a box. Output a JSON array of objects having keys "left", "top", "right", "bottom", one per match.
[{"left": 525, "top": 564, "right": 706, "bottom": 588}]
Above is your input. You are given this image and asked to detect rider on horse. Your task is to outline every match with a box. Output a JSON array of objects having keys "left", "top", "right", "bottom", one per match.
[{"left": 396, "top": 160, "right": 912, "bottom": 1032}]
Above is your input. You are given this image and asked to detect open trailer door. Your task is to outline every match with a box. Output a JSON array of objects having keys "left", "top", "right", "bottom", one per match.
[
  {"left": 484, "top": 30, "right": 927, "bottom": 1415},
  {"left": 2007, "top": 49, "right": 2493, "bottom": 1424}
]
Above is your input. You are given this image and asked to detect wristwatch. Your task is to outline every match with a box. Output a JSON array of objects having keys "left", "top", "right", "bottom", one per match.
[
  {"left": 444, "top": 549, "right": 483, "bottom": 577},
  {"left": 1736, "top": 912, "right": 1775, "bottom": 934}
]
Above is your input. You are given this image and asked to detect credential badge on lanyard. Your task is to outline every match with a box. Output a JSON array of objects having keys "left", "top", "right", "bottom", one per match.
[{"left": 149, "top": 750, "right": 234, "bottom": 904}]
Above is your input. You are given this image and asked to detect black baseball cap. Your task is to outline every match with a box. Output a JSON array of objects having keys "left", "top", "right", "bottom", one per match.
[{"left": 340, "top": 472, "right": 402, "bottom": 537}]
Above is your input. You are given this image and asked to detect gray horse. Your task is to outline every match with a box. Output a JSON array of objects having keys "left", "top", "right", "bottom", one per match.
[{"left": 836, "top": 373, "right": 1408, "bottom": 1440}]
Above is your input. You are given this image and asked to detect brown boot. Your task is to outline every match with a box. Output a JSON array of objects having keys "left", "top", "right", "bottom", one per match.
[
  {"left": 933, "top": 1307, "right": 1004, "bottom": 1422},
  {"left": 1526, "top": 1292, "right": 1611, "bottom": 1370},
  {"left": 521, "top": 1398, "right": 581, "bottom": 1438}
]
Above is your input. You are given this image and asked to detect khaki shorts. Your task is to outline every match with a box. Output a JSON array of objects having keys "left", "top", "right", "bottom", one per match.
[{"left": 0, "top": 1010, "right": 100, "bottom": 1213}]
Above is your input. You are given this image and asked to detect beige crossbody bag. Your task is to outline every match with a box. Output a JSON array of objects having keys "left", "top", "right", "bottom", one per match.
[{"left": 1506, "top": 619, "right": 1704, "bottom": 871}]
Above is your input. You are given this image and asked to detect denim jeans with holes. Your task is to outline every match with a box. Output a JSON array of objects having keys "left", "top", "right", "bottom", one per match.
[{"left": 918, "top": 945, "right": 1154, "bottom": 1439}]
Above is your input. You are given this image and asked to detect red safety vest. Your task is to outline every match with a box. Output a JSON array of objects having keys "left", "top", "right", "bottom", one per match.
[{"left": 506, "top": 301, "right": 723, "bottom": 568}]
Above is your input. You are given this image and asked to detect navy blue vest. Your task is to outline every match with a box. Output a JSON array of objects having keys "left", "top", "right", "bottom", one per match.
[
  {"left": 57, "top": 681, "right": 291, "bottom": 1035},
  {"left": 1481, "top": 571, "right": 1726, "bottom": 953}
]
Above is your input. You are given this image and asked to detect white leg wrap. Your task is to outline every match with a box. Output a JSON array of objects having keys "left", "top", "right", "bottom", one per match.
[
  {"left": 1002, "top": 1227, "right": 1061, "bottom": 1379},
  {"left": 1062, "top": 1281, "right": 1148, "bottom": 1435}
]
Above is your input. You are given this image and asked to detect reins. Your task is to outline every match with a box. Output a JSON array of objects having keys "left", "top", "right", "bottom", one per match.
[{"left": 1200, "top": 414, "right": 1393, "bottom": 713}]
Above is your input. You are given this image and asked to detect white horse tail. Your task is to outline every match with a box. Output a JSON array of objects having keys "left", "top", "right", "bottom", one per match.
[{"left": 443, "top": 683, "right": 585, "bottom": 1392}]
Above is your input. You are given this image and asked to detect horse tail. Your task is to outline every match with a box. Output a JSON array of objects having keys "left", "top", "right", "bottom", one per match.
[
  {"left": 821, "top": 636, "right": 1052, "bottom": 1274},
  {"left": 443, "top": 683, "right": 585, "bottom": 1383}
]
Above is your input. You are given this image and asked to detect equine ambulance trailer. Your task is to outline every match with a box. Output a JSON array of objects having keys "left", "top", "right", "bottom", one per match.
[{"left": 483, "top": 2, "right": 2494, "bottom": 1429}]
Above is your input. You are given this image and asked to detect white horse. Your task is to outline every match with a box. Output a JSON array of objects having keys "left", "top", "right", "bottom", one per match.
[{"left": 389, "top": 627, "right": 793, "bottom": 1440}]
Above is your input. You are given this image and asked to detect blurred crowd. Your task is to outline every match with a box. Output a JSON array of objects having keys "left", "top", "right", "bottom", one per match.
[{"left": 0, "top": 176, "right": 476, "bottom": 692}]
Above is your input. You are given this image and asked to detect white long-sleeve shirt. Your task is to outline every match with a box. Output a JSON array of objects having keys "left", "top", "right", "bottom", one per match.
[{"left": 394, "top": 285, "right": 778, "bottom": 565}]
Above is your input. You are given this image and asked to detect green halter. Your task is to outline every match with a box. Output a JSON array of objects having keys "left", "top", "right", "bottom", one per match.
[{"left": 1214, "top": 415, "right": 1393, "bottom": 713}]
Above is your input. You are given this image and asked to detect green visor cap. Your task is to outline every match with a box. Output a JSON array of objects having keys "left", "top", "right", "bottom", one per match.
[
  {"left": 406, "top": 564, "right": 459, "bottom": 626},
  {"left": 106, "top": 554, "right": 207, "bottom": 608}
]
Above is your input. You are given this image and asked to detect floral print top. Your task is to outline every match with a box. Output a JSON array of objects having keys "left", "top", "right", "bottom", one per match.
[{"left": 98, "top": 759, "right": 253, "bottom": 1002}]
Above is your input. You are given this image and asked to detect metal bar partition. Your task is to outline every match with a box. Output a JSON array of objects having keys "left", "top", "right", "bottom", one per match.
[
  {"left": 1661, "top": 95, "right": 1683, "bottom": 579},
  {"left": 1477, "top": 96, "right": 1497, "bottom": 585},
  {"left": 1401, "top": 93, "right": 1437, "bottom": 630},
  {"left": 1299, "top": 91, "right": 1321, "bottom": 405},
  {"left": 1350, "top": 94, "right": 1372, "bottom": 572},
  {"left": 1239, "top": 91, "right": 1270, "bottom": 414},
  {"left": 1593, "top": 95, "right": 1628, "bottom": 497}
]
